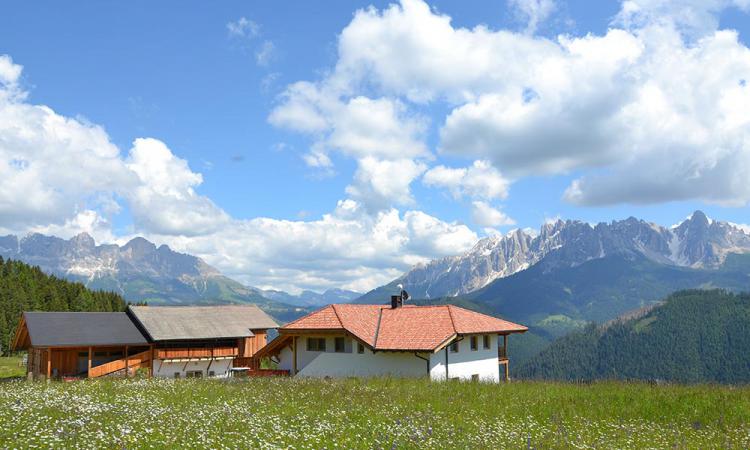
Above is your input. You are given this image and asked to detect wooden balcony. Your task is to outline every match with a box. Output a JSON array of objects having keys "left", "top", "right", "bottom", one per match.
[{"left": 156, "top": 346, "right": 238, "bottom": 360}]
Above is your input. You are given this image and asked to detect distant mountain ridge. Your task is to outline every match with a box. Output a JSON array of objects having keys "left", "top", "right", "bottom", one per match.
[
  {"left": 261, "top": 288, "right": 361, "bottom": 307},
  {"left": 358, "top": 211, "right": 750, "bottom": 302},
  {"left": 0, "top": 232, "right": 307, "bottom": 322}
]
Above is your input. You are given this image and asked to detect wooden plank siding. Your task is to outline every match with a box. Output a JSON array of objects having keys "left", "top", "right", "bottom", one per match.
[
  {"left": 155, "top": 346, "right": 238, "bottom": 360},
  {"left": 88, "top": 349, "right": 152, "bottom": 378},
  {"left": 238, "top": 330, "right": 267, "bottom": 358}
]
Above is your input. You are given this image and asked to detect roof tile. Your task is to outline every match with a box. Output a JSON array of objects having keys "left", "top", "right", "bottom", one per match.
[{"left": 280, "top": 303, "right": 526, "bottom": 351}]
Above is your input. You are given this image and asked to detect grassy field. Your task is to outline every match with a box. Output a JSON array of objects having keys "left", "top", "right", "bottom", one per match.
[
  {"left": 0, "top": 378, "right": 748, "bottom": 449},
  {"left": 0, "top": 356, "right": 24, "bottom": 379}
]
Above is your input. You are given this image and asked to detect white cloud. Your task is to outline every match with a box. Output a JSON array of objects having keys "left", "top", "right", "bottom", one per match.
[
  {"left": 227, "top": 17, "right": 260, "bottom": 38},
  {"left": 255, "top": 40, "right": 276, "bottom": 67},
  {"left": 508, "top": 0, "right": 557, "bottom": 34},
  {"left": 470, "top": 201, "right": 516, "bottom": 227},
  {"left": 271, "top": 87, "right": 428, "bottom": 161},
  {"left": 0, "top": 61, "right": 135, "bottom": 231},
  {"left": 616, "top": 0, "right": 750, "bottom": 37},
  {"left": 152, "top": 201, "right": 477, "bottom": 293},
  {"left": 0, "top": 53, "right": 480, "bottom": 293},
  {"left": 274, "top": 0, "right": 749, "bottom": 207},
  {"left": 423, "top": 160, "right": 510, "bottom": 200},
  {"left": 346, "top": 157, "right": 426, "bottom": 212},
  {"left": 125, "top": 138, "right": 230, "bottom": 236}
]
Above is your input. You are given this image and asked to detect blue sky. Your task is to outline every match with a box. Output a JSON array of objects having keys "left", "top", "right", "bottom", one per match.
[{"left": 0, "top": 0, "right": 749, "bottom": 292}]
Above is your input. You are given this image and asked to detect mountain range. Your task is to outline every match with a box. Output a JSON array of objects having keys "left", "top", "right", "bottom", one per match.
[
  {"left": 0, "top": 233, "right": 356, "bottom": 322},
  {"left": 356, "top": 211, "right": 750, "bottom": 367},
  {"left": 358, "top": 211, "right": 750, "bottom": 303}
]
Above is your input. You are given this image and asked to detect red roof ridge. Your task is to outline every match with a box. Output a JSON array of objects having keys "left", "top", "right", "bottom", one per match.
[
  {"left": 330, "top": 304, "right": 344, "bottom": 328},
  {"left": 446, "top": 304, "right": 457, "bottom": 334},
  {"left": 372, "top": 308, "right": 384, "bottom": 349}
]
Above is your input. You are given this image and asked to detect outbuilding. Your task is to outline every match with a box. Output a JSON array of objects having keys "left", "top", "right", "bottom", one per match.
[{"left": 12, "top": 304, "right": 278, "bottom": 379}]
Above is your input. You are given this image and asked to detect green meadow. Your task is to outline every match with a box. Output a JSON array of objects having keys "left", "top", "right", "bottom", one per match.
[
  {"left": 0, "top": 377, "right": 748, "bottom": 449},
  {"left": 0, "top": 356, "right": 24, "bottom": 379}
]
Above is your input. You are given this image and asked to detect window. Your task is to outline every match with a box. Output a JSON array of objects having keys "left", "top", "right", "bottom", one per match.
[
  {"left": 357, "top": 342, "right": 365, "bottom": 354},
  {"left": 334, "top": 337, "right": 353, "bottom": 353},
  {"left": 470, "top": 336, "right": 478, "bottom": 351},
  {"left": 208, "top": 371, "right": 215, "bottom": 377},
  {"left": 307, "top": 337, "right": 326, "bottom": 352},
  {"left": 483, "top": 335, "right": 491, "bottom": 350},
  {"left": 186, "top": 370, "right": 203, "bottom": 378},
  {"left": 449, "top": 341, "right": 459, "bottom": 353},
  {"left": 173, "top": 372, "right": 181, "bottom": 379}
]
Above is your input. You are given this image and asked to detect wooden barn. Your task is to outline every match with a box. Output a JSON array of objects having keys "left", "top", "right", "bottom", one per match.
[
  {"left": 127, "top": 305, "right": 277, "bottom": 378},
  {"left": 12, "top": 312, "right": 151, "bottom": 380},
  {"left": 12, "top": 304, "right": 278, "bottom": 380}
]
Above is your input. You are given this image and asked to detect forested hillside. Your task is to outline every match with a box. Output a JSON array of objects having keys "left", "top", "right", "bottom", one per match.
[
  {"left": 517, "top": 290, "right": 750, "bottom": 383},
  {"left": 0, "top": 257, "right": 126, "bottom": 354}
]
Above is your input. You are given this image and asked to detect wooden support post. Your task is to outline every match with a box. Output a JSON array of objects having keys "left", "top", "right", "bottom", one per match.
[
  {"left": 124, "top": 345, "right": 129, "bottom": 377},
  {"left": 149, "top": 345, "right": 154, "bottom": 378},
  {"left": 504, "top": 361, "right": 510, "bottom": 382},
  {"left": 46, "top": 348, "right": 51, "bottom": 380},
  {"left": 292, "top": 336, "right": 297, "bottom": 375},
  {"left": 87, "top": 347, "right": 92, "bottom": 378}
]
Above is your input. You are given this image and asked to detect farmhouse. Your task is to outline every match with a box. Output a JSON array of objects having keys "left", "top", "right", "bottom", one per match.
[
  {"left": 256, "top": 298, "right": 527, "bottom": 382},
  {"left": 11, "top": 304, "right": 277, "bottom": 380}
]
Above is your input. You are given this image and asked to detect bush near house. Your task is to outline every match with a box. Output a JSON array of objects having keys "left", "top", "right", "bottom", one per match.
[{"left": 0, "top": 377, "right": 747, "bottom": 448}]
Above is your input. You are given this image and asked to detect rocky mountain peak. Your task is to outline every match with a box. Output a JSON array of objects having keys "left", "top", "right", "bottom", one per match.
[
  {"left": 122, "top": 237, "right": 157, "bottom": 258},
  {"left": 70, "top": 232, "right": 96, "bottom": 249},
  {"left": 360, "top": 212, "right": 750, "bottom": 302}
]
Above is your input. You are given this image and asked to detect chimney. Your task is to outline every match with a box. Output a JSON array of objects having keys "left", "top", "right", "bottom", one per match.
[{"left": 391, "top": 295, "right": 403, "bottom": 309}]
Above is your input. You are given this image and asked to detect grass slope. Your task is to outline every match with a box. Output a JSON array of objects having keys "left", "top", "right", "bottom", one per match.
[
  {"left": 0, "top": 378, "right": 748, "bottom": 448},
  {"left": 0, "top": 356, "right": 24, "bottom": 378},
  {"left": 518, "top": 289, "right": 750, "bottom": 383}
]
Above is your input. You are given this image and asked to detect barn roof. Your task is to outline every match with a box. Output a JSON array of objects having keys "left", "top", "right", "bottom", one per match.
[
  {"left": 16, "top": 312, "right": 148, "bottom": 348},
  {"left": 276, "top": 304, "right": 527, "bottom": 352},
  {"left": 127, "top": 305, "right": 278, "bottom": 341}
]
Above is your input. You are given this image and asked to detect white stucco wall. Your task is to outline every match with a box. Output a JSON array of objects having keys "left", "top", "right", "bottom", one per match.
[
  {"left": 276, "top": 334, "right": 501, "bottom": 382},
  {"left": 153, "top": 359, "right": 233, "bottom": 378},
  {"left": 430, "top": 334, "right": 500, "bottom": 383},
  {"left": 277, "top": 335, "right": 428, "bottom": 378}
]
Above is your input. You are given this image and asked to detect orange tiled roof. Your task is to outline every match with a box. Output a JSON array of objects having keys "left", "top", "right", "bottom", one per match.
[{"left": 280, "top": 304, "right": 527, "bottom": 352}]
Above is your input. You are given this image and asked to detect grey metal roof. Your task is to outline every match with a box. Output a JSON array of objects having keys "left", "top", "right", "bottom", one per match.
[
  {"left": 24, "top": 312, "right": 149, "bottom": 347},
  {"left": 127, "top": 305, "right": 278, "bottom": 341}
]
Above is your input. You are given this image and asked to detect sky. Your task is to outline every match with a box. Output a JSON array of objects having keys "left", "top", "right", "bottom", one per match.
[{"left": 0, "top": 0, "right": 749, "bottom": 293}]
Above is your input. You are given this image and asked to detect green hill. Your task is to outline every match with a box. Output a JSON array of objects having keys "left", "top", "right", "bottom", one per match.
[
  {"left": 517, "top": 289, "right": 750, "bottom": 383},
  {"left": 467, "top": 253, "right": 750, "bottom": 337},
  {"left": 0, "top": 257, "right": 126, "bottom": 355}
]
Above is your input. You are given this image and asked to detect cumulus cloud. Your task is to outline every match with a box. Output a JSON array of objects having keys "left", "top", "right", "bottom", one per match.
[
  {"left": 0, "top": 54, "right": 479, "bottom": 292},
  {"left": 423, "top": 160, "right": 510, "bottom": 200},
  {"left": 508, "top": 0, "right": 557, "bottom": 34},
  {"left": 150, "top": 200, "right": 477, "bottom": 293},
  {"left": 616, "top": 0, "right": 750, "bottom": 37},
  {"left": 125, "top": 138, "right": 230, "bottom": 236},
  {"left": 470, "top": 201, "right": 516, "bottom": 228},
  {"left": 346, "top": 157, "right": 426, "bottom": 212},
  {"left": 272, "top": 0, "right": 750, "bottom": 207}
]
